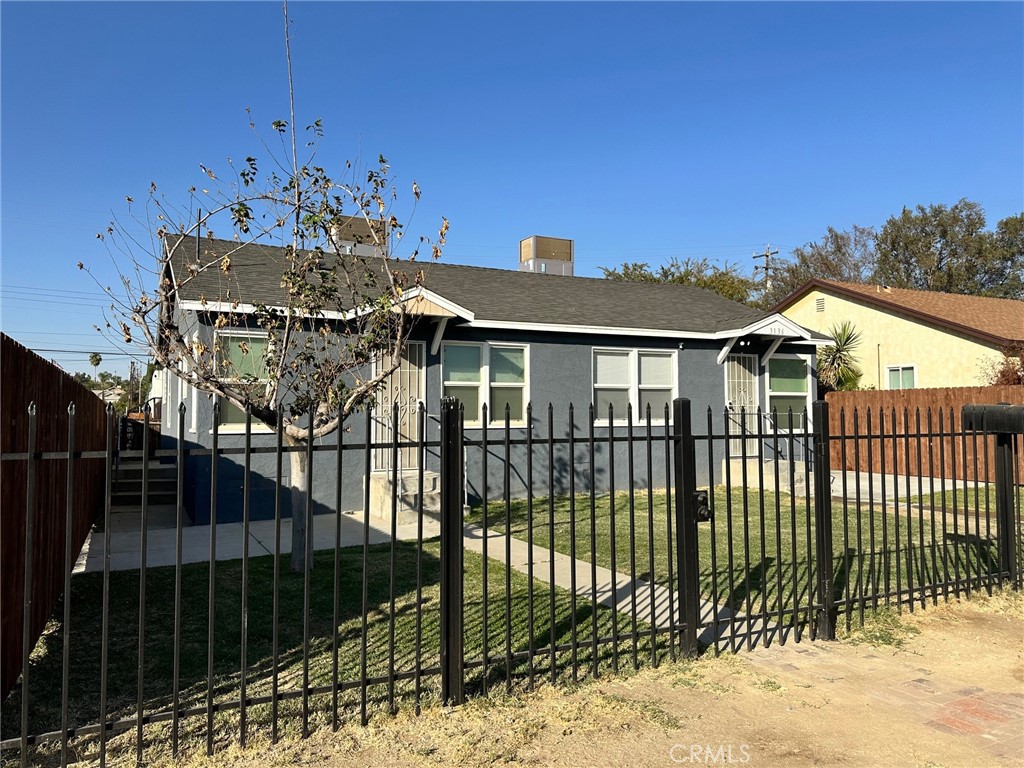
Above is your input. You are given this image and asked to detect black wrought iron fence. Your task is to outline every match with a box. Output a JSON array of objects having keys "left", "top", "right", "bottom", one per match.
[{"left": 1, "top": 398, "right": 1020, "bottom": 767}]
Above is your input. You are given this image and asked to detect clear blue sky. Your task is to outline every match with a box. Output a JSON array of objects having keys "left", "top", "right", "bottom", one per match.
[{"left": 2, "top": 1, "right": 1022, "bottom": 377}]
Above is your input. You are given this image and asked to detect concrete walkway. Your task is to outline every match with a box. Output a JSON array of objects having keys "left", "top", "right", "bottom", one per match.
[
  {"left": 461, "top": 524, "right": 765, "bottom": 647},
  {"left": 74, "top": 513, "right": 441, "bottom": 574},
  {"left": 830, "top": 469, "right": 990, "bottom": 504}
]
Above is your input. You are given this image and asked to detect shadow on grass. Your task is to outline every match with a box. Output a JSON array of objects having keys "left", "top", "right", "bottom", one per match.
[{"left": 3, "top": 536, "right": 644, "bottom": 767}]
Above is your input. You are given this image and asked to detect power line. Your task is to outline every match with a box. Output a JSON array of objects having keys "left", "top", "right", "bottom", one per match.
[
  {"left": 2, "top": 330, "right": 108, "bottom": 337},
  {"left": 0, "top": 283, "right": 111, "bottom": 298}
]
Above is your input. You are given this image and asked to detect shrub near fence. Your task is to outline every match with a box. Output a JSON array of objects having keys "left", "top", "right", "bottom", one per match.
[
  {"left": 826, "top": 386, "right": 1024, "bottom": 484},
  {"left": 0, "top": 334, "right": 109, "bottom": 698}
]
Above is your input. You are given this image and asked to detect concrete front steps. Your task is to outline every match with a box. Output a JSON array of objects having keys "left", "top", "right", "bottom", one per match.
[
  {"left": 109, "top": 458, "right": 183, "bottom": 531},
  {"left": 726, "top": 458, "right": 810, "bottom": 495},
  {"left": 368, "top": 469, "right": 441, "bottom": 526}
]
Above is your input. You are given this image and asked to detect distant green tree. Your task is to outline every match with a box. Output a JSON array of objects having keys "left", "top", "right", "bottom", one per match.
[
  {"left": 97, "top": 371, "right": 123, "bottom": 387},
  {"left": 601, "top": 257, "right": 756, "bottom": 305},
  {"left": 874, "top": 199, "right": 1023, "bottom": 299}
]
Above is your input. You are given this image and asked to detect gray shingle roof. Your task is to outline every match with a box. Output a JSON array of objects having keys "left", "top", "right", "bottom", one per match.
[{"left": 167, "top": 235, "right": 771, "bottom": 335}]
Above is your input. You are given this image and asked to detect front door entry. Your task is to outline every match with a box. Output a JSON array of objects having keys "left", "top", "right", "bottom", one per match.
[
  {"left": 373, "top": 342, "right": 425, "bottom": 471},
  {"left": 725, "top": 353, "right": 760, "bottom": 458}
]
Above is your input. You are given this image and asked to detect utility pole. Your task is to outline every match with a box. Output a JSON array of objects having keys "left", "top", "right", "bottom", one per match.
[
  {"left": 129, "top": 360, "right": 139, "bottom": 412},
  {"left": 753, "top": 244, "right": 779, "bottom": 296}
]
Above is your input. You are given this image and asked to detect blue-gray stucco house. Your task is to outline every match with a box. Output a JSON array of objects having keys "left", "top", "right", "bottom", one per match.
[{"left": 156, "top": 235, "right": 829, "bottom": 525}]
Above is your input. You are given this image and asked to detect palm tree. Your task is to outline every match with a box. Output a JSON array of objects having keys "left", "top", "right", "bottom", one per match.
[
  {"left": 818, "top": 321, "right": 862, "bottom": 393},
  {"left": 88, "top": 352, "right": 102, "bottom": 384}
]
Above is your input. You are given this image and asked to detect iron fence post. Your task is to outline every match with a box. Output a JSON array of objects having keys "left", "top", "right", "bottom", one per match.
[
  {"left": 994, "top": 431, "right": 1018, "bottom": 588},
  {"left": 812, "top": 400, "right": 837, "bottom": 640},
  {"left": 439, "top": 397, "right": 465, "bottom": 705},
  {"left": 21, "top": 404, "right": 37, "bottom": 768},
  {"left": 673, "top": 398, "right": 700, "bottom": 658}
]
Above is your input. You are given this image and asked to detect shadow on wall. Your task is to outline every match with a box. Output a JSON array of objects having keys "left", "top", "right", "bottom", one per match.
[
  {"left": 161, "top": 431, "right": 357, "bottom": 526},
  {"left": 463, "top": 419, "right": 685, "bottom": 506},
  {"left": 164, "top": 410, "right": 723, "bottom": 524}
]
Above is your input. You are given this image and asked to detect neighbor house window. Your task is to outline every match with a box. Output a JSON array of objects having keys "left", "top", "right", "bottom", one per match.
[
  {"left": 887, "top": 365, "right": 916, "bottom": 390},
  {"left": 214, "top": 331, "right": 270, "bottom": 430},
  {"left": 442, "top": 342, "right": 528, "bottom": 425},
  {"left": 767, "top": 356, "right": 810, "bottom": 430},
  {"left": 593, "top": 348, "right": 676, "bottom": 422}
]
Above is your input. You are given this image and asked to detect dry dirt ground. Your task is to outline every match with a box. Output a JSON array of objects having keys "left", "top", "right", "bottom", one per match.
[{"left": 148, "top": 591, "right": 1023, "bottom": 768}]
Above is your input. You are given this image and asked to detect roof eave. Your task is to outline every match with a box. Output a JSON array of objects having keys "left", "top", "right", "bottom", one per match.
[{"left": 770, "top": 279, "right": 1019, "bottom": 348}]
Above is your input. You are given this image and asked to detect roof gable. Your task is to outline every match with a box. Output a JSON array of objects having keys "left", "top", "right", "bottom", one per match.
[{"left": 772, "top": 279, "right": 1024, "bottom": 346}]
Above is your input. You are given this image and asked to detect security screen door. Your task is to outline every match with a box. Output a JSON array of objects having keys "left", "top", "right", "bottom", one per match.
[
  {"left": 726, "top": 353, "right": 760, "bottom": 458},
  {"left": 373, "top": 342, "right": 425, "bottom": 471}
]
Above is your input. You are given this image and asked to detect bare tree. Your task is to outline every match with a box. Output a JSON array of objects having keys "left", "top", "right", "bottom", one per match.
[{"left": 82, "top": 2, "right": 448, "bottom": 570}]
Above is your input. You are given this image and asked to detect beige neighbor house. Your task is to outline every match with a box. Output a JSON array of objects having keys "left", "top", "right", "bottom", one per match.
[{"left": 771, "top": 279, "right": 1024, "bottom": 390}]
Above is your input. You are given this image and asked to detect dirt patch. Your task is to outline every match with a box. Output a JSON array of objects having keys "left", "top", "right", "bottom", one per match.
[{"left": 127, "top": 591, "right": 1023, "bottom": 768}]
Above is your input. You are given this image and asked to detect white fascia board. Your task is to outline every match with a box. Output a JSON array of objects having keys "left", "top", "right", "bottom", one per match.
[
  {"left": 788, "top": 337, "right": 835, "bottom": 346},
  {"left": 178, "top": 287, "right": 475, "bottom": 323},
  {"left": 467, "top": 314, "right": 818, "bottom": 341},
  {"left": 467, "top": 319, "right": 723, "bottom": 340},
  {"left": 177, "top": 300, "right": 352, "bottom": 320}
]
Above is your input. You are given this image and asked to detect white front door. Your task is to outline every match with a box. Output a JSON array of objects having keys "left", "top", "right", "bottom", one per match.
[
  {"left": 725, "top": 353, "right": 759, "bottom": 458},
  {"left": 373, "top": 342, "right": 425, "bottom": 471}
]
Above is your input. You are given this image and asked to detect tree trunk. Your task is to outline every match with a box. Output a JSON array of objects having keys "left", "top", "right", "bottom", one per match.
[{"left": 287, "top": 436, "right": 310, "bottom": 573}]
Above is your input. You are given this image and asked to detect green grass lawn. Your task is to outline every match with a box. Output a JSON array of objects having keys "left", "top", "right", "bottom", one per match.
[
  {"left": 467, "top": 485, "right": 1004, "bottom": 633},
  {"left": 3, "top": 541, "right": 649, "bottom": 766}
]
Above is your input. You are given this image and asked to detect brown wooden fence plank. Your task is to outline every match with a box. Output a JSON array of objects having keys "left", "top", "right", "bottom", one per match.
[
  {"left": 825, "top": 386, "right": 1024, "bottom": 483},
  {"left": 1, "top": 334, "right": 109, "bottom": 699}
]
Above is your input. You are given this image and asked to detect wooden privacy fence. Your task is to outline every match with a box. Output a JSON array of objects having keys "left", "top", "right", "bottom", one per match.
[
  {"left": 0, "top": 334, "right": 109, "bottom": 699},
  {"left": 825, "top": 386, "right": 1024, "bottom": 484}
]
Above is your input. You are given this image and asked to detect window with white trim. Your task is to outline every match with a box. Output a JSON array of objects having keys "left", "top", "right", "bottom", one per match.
[
  {"left": 442, "top": 342, "right": 528, "bottom": 425},
  {"left": 593, "top": 348, "right": 676, "bottom": 422},
  {"left": 886, "top": 365, "right": 916, "bottom": 390},
  {"left": 767, "top": 356, "right": 810, "bottom": 430},
  {"left": 214, "top": 331, "right": 270, "bottom": 430}
]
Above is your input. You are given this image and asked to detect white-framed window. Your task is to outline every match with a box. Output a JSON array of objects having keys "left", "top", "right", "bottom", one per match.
[
  {"left": 213, "top": 329, "right": 271, "bottom": 432},
  {"left": 592, "top": 348, "right": 677, "bottom": 423},
  {"left": 886, "top": 365, "right": 916, "bottom": 390},
  {"left": 441, "top": 342, "right": 528, "bottom": 426},
  {"left": 767, "top": 355, "right": 812, "bottom": 430}
]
